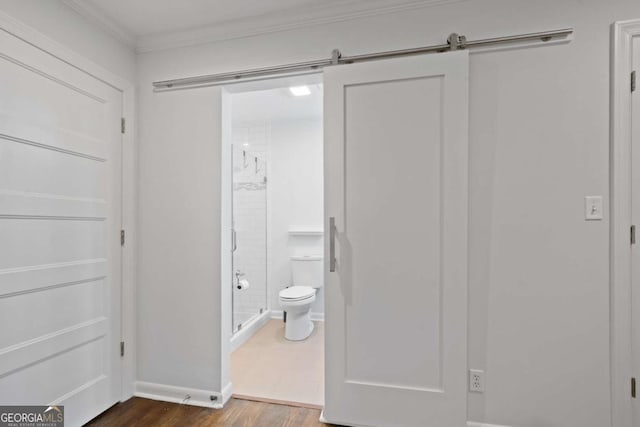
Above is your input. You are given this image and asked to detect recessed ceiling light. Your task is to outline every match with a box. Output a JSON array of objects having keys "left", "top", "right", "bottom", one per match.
[{"left": 289, "top": 86, "right": 311, "bottom": 96}]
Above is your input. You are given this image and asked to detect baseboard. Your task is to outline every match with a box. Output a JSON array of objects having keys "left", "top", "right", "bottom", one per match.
[
  {"left": 317, "top": 415, "right": 510, "bottom": 427},
  {"left": 221, "top": 382, "right": 233, "bottom": 406},
  {"left": 467, "top": 422, "right": 513, "bottom": 427},
  {"left": 230, "top": 310, "right": 271, "bottom": 352},
  {"left": 135, "top": 381, "right": 223, "bottom": 409},
  {"left": 270, "top": 310, "right": 325, "bottom": 322}
]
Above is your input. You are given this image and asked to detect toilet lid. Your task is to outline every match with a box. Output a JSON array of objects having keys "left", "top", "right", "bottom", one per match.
[{"left": 279, "top": 286, "right": 315, "bottom": 301}]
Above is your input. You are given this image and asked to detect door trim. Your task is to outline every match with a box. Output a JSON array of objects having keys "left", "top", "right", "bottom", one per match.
[
  {"left": 611, "top": 18, "right": 640, "bottom": 427},
  {"left": 0, "top": 9, "right": 137, "bottom": 401},
  {"left": 219, "top": 74, "right": 324, "bottom": 406}
]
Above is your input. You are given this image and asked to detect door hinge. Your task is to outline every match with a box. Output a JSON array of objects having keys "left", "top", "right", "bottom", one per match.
[
  {"left": 121, "top": 117, "right": 126, "bottom": 134},
  {"left": 121, "top": 229, "right": 125, "bottom": 246},
  {"left": 632, "top": 377, "right": 636, "bottom": 398},
  {"left": 632, "top": 71, "right": 636, "bottom": 93},
  {"left": 120, "top": 341, "right": 125, "bottom": 357},
  {"left": 631, "top": 225, "right": 636, "bottom": 245}
]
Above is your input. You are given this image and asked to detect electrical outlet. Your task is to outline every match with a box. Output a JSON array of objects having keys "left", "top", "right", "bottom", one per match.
[{"left": 469, "top": 369, "right": 484, "bottom": 393}]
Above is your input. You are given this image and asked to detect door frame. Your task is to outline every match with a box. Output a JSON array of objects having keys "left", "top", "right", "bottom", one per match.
[
  {"left": 0, "top": 10, "right": 137, "bottom": 401},
  {"left": 611, "top": 18, "right": 640, "bottom": 427},
  {"left": 219, "top": 73, "right": 324, "bottom": 404}
]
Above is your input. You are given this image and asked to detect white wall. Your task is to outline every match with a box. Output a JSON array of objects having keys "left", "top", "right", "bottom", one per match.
[
  {"left": 0, "top": 0, "right": 135, "bottom": 82},
  {"left": 230, "top": 116, "right": 324, "bottom": 320},
  {"left": 267, "top": 119, "right": 324, "bottom": 315},
  {"left": 137, "top": 87, "right": 224, "bottom": 396},
  {"left": 136, "top": 0, "right": 640, "bottom": 425}
]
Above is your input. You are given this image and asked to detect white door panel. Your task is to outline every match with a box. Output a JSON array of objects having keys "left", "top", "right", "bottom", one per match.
[
  {"left": 324, "top": 52, "right": 469, "bottom": 427},
  {"left": 0, "top": 28, "right": 122, "bottom": 426}
]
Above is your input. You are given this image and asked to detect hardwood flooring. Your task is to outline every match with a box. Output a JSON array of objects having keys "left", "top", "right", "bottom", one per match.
[{"left": 85, "top": 397, "right": 337, "bottom": 426}]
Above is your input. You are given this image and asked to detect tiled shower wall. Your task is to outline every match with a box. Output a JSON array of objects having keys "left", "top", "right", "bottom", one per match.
[{"left": 232, "top": 121, "right": 269, "bottom": 332}]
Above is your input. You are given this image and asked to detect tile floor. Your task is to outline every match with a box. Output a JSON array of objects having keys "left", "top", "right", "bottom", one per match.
[{"left": 231, "top": 319, "right": 324, "bottom": 408}]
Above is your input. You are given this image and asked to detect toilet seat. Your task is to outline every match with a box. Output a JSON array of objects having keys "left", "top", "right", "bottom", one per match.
[{"left": 279, "top": 285, "right": 315, "bottom": 302}]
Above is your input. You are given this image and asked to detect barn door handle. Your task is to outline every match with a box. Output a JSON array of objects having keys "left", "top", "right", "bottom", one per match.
[{"left": 329, "top": 217, "right": 337, "bottom": 272}]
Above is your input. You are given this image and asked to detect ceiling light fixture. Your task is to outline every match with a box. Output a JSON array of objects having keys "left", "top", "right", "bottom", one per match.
[{"left": 289, "top": 85, "right": 311, "bottom": 96}]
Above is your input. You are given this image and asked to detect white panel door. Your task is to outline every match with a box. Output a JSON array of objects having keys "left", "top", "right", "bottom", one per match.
[
  {"left": 323, "top": 51, "right": 469, "bottom": 427},
  {"left": 0, "top": 28, "right": 122, "bottom": 426}
]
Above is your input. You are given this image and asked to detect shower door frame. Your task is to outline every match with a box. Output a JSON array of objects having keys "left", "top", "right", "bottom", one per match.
[{"left": 230, "top": 138, "right": 269, "bottom": 335}]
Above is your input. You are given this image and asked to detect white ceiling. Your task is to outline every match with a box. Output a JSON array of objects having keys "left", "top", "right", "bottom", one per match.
[
  {"left": 232, "top": 84, "right": 323, "bottom": 124},
  {"left": 82, "top": 0, "right": 347, "bottom": 36},
  {"left": 62, "top": 0, "right": 457, "bottom": 52}
]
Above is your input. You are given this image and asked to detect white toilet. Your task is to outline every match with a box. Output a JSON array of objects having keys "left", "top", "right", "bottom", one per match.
[{"left": 279, "top": 255, "right": 323, "bottom": 341}]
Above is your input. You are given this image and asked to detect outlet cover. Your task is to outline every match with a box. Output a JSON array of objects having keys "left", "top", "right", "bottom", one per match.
[{"left": 469, "top": 369, "right": 484, "bottom": 393}]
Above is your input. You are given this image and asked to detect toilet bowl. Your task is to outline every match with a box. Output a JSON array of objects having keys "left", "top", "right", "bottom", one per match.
[
  {"left": 279, "top": 286, "right": 316, "bottom": 341},
  {"left": 279, "top": 255, "right": 323, "bottom": 341}
]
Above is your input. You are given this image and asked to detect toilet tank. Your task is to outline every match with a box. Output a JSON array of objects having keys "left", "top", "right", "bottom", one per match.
[{"left": 291, "top": 256, "right": 324, "bottom": 288}]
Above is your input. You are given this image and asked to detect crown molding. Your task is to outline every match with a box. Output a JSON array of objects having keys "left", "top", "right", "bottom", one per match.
[
  {"left": 60, "top": 0, "right": 465, "bottom": 53},
  {"left": 136, "top": 0, "right": 466, "bottom": 53},
  {"left": 61, "top": 0, "right": 137, "bottom": 49}
]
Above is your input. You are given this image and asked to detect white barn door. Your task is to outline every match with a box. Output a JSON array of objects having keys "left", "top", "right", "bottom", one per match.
[
  {"left": 0, "top": 28, "right": 122, "bottom": 425},
  {"left": 323, "top": 51, "right": 469, "bottom": 427}
]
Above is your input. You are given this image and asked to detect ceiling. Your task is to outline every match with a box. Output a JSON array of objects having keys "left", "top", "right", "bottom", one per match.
[
  {"left": 231, "top": 84, "right": 323, "bottom": 124},
  {"left": 80, "top": 0, "right": 347, "bottom": 37},
  {"left": 61, "top": 0, "right": 457, "bottom": 52}
]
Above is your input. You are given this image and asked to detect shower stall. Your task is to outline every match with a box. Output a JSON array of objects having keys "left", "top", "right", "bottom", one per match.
[{"left": 231, "top": 123, "right": 268, "bottom": 334}]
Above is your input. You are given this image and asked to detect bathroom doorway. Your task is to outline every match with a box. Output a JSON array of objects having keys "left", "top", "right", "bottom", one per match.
[{"left": 225, "top": 75, "right": 325, "bottom": 408}]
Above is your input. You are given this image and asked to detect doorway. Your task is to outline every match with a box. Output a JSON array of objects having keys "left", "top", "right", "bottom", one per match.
[
  {"left": 224, "top": 76, "right": 325, "bottom": 408},
  {"left": 218, "top": 50, "right": 469, "bottom": 426},
  {"left": 611, "top": 19, "right": 640, "bottom": 427}
]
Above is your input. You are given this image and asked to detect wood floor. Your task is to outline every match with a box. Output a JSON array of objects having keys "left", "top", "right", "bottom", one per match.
[{"left": 86, "top": 397, "right": 337, "bottom": 426}]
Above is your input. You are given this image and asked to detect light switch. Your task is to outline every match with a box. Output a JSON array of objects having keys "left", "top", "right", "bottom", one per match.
[{"left": 585, "top": 196, "right": 603, "bottom": 220}]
